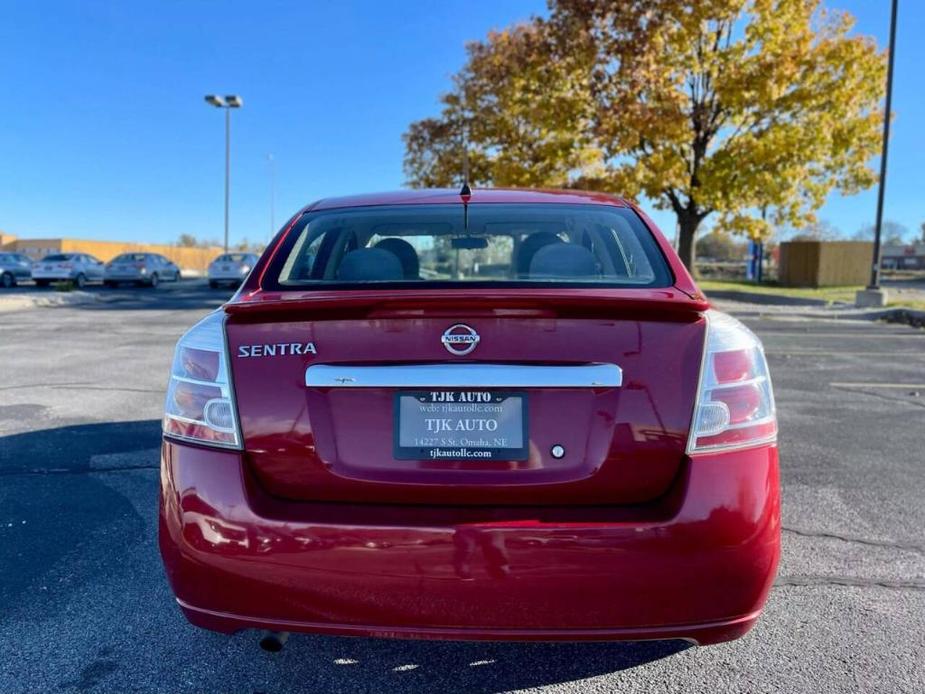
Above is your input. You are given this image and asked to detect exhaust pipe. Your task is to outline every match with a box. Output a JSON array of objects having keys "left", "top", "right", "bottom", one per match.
[{"left": 259, "top": 631, "right": 289, "bottom": 652}]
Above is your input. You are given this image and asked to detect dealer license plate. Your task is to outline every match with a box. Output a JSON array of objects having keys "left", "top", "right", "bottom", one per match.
[{"left": 394, "top": 390, "right": 528, "bottom": 461}]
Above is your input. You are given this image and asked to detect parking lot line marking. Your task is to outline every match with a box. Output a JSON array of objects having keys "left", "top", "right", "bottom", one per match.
[
  {"left": 768, "top": 350, "right": 925, "bottom": 356},
  {"left": 764, "top": 332, "right": 925, "bottom": 339},
  {"left": 830, "top": 382, "right": 925, "bottom": 389}
]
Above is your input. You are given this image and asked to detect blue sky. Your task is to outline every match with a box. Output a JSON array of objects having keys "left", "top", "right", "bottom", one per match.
[{"left": 0, "top": 1, "right": 921, "bottom": 247}]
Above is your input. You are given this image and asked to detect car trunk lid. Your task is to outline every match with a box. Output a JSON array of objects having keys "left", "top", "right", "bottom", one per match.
[{"left": 226, "top": 288, "right": 706, "bottom": 506}]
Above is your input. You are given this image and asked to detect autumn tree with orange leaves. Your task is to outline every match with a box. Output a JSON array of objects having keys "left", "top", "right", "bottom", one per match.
[{"left": 403, "top": 0, "right": 886, "bottom": 270}]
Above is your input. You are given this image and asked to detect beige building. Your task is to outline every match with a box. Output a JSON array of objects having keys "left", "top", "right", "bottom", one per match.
[{"left": 0, "top": 236, "right": 224, "bottom": 273}]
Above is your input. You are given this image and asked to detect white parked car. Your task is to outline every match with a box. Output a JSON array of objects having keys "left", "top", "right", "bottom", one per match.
[
  {"left": 103, "top": 253, "right": 181, "bottom": 288},
  {"left": 32, "top": 253, "right": 105, "bottom": 288},
  {"left": 0, "top": 252, "right": 33, "bottom": 288},
  {"left": 207, "top": 253, "right": 258, "bottom": 288}
]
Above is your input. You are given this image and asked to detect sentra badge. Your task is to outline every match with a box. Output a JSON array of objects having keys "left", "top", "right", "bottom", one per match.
[{"left": 237, "top": 342, "right": 317, "bottom": 358}]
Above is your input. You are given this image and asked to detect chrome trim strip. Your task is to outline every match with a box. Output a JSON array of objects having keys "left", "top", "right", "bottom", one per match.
[{"left": 306, "top": 363, "right": 623, "bottom": 389}]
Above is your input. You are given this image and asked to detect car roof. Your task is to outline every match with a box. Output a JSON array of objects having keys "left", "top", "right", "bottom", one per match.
[{"left": 308, "top": 188, "right": 630, "bottom": 212}]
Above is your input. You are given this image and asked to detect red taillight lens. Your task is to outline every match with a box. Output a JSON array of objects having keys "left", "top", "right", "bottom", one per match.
[
  {"left": 713, "top": 349, "right": 753, "bottom": 383},
  {"left": 163, "top": 417, "right": 238, "bottom": 445},
  {"left": 712, "top": 383, "right": 763, "bottom": 423},
  {"left": 171, "top": 380, "right": 221, "bottom": 420},
  {"left": 163, "top": 311, "right": 241, "bottom": 449},
  {"left": 688, "top": 312, "right": 777, "bottom": 453},
  {"left": 180, "top": 347, "right": 220, "bottom": 382}
]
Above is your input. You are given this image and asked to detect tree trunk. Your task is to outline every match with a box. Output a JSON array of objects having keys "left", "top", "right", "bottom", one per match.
[{"left": 676, "top": 213, "right": 702, "bottom": 272}]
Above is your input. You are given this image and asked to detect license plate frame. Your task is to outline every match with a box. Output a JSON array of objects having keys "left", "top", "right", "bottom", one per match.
[{"left": 393, "top": 390, "right": 528, "bottom": 461}]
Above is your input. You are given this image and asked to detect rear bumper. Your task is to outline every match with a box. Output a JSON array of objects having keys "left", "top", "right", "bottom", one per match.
[
  {"left": 31, "top": 270, "right": 76, "bottom": 280},
  {"left": 159, "top": 441, "right": 780, "bottom": 645}
]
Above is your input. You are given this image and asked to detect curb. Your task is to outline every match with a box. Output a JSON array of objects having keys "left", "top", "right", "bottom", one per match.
[
  {"left": 704, "top": 289, "right": 828, "bottom": 307},
  {"left": 718, "top": 301, "right": 925, "bottom": 328},
  {"left": 0, "top": 290, "right": 101, "bottom": 312}
]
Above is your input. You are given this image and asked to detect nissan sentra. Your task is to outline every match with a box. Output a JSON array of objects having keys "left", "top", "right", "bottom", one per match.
[{"left": 159, "top": 188, "right": 780, "bottom": 648}]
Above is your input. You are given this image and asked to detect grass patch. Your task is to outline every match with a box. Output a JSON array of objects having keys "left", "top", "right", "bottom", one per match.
[
  {"left": 698, "top": 280, "right": 862, "bottom": 304},
  {"left": 889, "top": 299, "right": 925, "bottom": 312},
  {"left": 52, "top": 280, "right": 75, "bottom": 292}
]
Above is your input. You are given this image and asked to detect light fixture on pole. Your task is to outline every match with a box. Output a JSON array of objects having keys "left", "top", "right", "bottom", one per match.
[{"left": 204, "top": 94, "right": 243, "bottom": 252}]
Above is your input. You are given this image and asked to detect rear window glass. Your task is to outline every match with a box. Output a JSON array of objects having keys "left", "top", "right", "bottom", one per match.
[
  {"left": 41, "top": 254, "right": 73, "bottom": 262},
  {"left": 268, "top": 204, "right": 671, "bottom": 289},
  {"left": 215, "top": 254, "right": 249, "bottom": 263},
  {"left": 113, "top": 254, "right": 148, "bottom": 262}
]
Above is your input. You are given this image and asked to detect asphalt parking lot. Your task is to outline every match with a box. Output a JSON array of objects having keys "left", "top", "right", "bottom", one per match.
[{"left": 1, "top": 281, "right": 924, "bottom": 693}]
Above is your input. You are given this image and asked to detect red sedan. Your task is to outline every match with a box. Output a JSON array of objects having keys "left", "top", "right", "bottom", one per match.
[{"left": 159, "top": 188, "right": 779, "bottom": 649}]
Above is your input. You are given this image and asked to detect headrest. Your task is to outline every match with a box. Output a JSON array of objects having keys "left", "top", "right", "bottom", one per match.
[
  {"left": 336, "top": 248, "right": 403, "bottom": 281},
  {"left": 374, "top": 238, "right": 420, "bottom": 279},
  {"left": 529, "top": 243, "right": 597, "bottom": 279},
  {"left": 516, "top": 232, "right": 563, "bottom": 276}
]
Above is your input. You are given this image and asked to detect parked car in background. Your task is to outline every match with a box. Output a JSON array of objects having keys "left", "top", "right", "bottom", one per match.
[
  {"left": 207, "top": 253, "right": 258, "bottom": 288},
  {"left": 160, "top": 188, "right": 780, "bottom": 649},
  {"left": 0, "top": 252, "right": 33, "bottom": 288},
  {"left": 103, "top": 253, "right": 181, "bottom": 288},
  {"left": 31, "top": 253, "right": 105, "bottom": 288}
]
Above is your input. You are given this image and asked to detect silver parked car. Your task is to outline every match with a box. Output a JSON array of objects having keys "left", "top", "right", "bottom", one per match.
[
  {"left": 207, "top": 253, "right": 258, "bottom": 288},
  {"left": 32, "top": 253, "right": 105, "bottom": 288},
  {"left": 103, "top": 253, "right": 181, "bottom": 288},
  {"left": 0, "top": 252, "right": 33, "bottom": 288}
]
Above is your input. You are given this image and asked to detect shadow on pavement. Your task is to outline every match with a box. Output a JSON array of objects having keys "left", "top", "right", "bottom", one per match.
[
  {"left": 0, "top": 420, "right": 161, "bottom": 611},
  {"left": 0, "top": 419, "right": 162, "bottom": 475},
  {"left": 234, "top": 634, "right": 690, "bottom": 693}
]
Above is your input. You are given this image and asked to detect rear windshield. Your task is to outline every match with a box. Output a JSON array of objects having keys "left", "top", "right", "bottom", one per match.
[
  {"left": 215, "top": 254, "right": 249, "bottom": 263},
  {"left": 267, "top": 204, "right": 672, "bottom": 289},
  {"left": 41, "top": 254, "right": 73, "bottom": 262},
  {"left": 113, "top": 254, "right": 148, "bottom": 262}
]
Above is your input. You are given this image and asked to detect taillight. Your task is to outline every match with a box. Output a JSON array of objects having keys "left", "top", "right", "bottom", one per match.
[
  {"left": 687, "top": 310, "right": 776, "bottom": 453},
  {"left": 163, "top": 311, "right": 241, "bottom": 448}
]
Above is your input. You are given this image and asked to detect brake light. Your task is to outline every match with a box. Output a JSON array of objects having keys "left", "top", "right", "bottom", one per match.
[
  {"left": 163, "top": 311, "right": 241, "bottom": 448},
  {"left": 687, "top": 310, "right": 776, "bottom": 453}
]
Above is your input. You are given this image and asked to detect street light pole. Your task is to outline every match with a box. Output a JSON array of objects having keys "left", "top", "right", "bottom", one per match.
[
  {"left": 205, "top": 95, "right": 243, "bottom": 253},
  {"left": 224, "top": 107, "right": 231, "bottom": 253},
  {"left": 869, "top": 0, "right": 898, "bottom": 290},
  {"left": 267, "top": 153, "right": 276, "bottom": 240}
]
